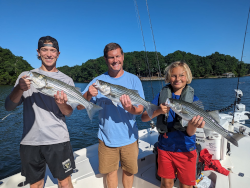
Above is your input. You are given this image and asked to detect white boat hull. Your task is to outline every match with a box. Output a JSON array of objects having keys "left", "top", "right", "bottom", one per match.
[{"left": 1, "top": 116, "right": 250, "bottom": 188}]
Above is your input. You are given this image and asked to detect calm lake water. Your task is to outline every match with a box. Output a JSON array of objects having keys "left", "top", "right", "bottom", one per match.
[{"left": 0, "top": 77, "right": 250, "bottom": 180}]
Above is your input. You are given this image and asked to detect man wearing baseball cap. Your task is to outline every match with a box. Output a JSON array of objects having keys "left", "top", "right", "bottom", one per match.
[{"left": 5, "top": 36, "right": 76, "bottom": 188}]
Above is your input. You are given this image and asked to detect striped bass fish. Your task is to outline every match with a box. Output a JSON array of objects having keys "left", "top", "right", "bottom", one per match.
[
  {"left": 27, "top": 71, "right": 102, "bottom": 120},
  {"left": 166, "top": 98, "right": 243, "bottom": 147},
  {"left": 95, "top": 80, "right": 159, "bottom": 118}
]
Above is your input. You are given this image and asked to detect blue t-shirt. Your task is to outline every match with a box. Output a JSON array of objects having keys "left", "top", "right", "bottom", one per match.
[
  {"left": 82, "top": 71, "right": 145, "bottom": 147},
  {"left": 152, "top": 91, "right": 199, "bottom": 152}
]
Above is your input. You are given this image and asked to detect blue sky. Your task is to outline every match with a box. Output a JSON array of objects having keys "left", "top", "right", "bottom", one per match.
[{"left": 0, "top": 0, "right": 249, "bottom": 69}]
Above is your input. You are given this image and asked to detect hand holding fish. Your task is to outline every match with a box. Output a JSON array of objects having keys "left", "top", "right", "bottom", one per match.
[
  {"left": 54, "top": 90, "right": 68, "bottom": 105},
  {"left": 186, "top": 115, "right": 205, "bottom": 136},
  {"left": 78, "top": 83, "right": 98, "bottom": 110},
  {"left": 159, "top": 103, "right": 170, "bottom": 115},
  {"left": 26, "top": 71, "right": 102, "bottom": 120},
  {"left": 18, "top": 75, "right": 31, "bottom": 91},
  {"left": 166, "top": 98, "right": 242, "bottom": 146},
  {"left": 94, "top": 80, "right": 158, "bottom": 116},
  {"left": 120, "top": 94, "right": 132, "bottom": 112},
  {"left": 119, "top": 94, "right": 144, "bottom": 115},
  {"left": 54, "top": 90, "right": 73, "bottom": 116},
  {"left": 88, "top": 83, "right": 98, "bottom": 97},
  {"left": 9, "top": 75, "right": 32, "bottom": 104},
  {"left": 189, "top": 115, "right": 205, "bottom": 128}
]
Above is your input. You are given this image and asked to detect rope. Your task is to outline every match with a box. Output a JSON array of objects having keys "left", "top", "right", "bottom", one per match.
[
  {"left": 205, "top": 103, "right": 234, "bottom": 113},
  {"left": 232, "top": 7, "right": 250, "bottom": 125},
  {"left": 145, "top": 0, "right": 164, "bottom": 88},
  {"left": 134, "top": 0, "right": 155, "bottom": 98},
  {"left": 1, "top": 113, "right": 15, "bottom": 121}
]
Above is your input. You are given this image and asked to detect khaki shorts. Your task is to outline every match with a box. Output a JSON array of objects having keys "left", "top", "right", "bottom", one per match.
[{"left": 98, "top": 139, "right": 139, "bottom": 175}]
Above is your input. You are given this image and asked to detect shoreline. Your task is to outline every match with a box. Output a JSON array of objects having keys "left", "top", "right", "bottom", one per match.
[{"left": 139, "top": 75, "right": 250, "bottom": 81}]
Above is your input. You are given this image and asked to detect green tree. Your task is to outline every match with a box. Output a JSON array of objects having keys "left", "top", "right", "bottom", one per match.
[
  {"left": 0, "top": 47, "right": 33, "bottom": 85},
  {"left": 57, "top": 50, "right": 250, "bottom": 82}
]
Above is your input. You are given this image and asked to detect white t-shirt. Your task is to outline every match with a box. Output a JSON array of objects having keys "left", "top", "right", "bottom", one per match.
[{"left": 5, "top": 68, "right": 75, "bottom": 145}]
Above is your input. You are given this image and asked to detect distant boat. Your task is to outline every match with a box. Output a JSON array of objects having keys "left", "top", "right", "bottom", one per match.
[{"left": 222, "top": 72, "right": 235, "bottom": 78}]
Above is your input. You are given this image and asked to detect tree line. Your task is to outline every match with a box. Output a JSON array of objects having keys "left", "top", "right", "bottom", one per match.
[
  {"left": 58, "top": 50, "right": 249, "bottom": 82},
  {"left": 0, "top": 47, "right": 249, "bottom": 85},
  {"left": 0, "top": 47, "right": 33, "bottom": 85}
]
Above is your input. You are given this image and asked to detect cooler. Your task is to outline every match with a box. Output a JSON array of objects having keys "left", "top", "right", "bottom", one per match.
[{"left": 195, "top": 119, "right": 229, "bottom": 160}]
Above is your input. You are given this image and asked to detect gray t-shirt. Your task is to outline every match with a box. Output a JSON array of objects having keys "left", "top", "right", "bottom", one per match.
[{"left": 5, "top": 68, "right": 75, "bottom": 145}]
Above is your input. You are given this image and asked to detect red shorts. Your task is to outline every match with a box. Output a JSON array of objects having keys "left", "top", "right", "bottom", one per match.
[{"left": 157, "top": 148, "right": 197, "bottom": 186}]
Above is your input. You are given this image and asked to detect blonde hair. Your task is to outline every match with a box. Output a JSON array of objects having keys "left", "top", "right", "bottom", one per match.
[{"left": 164, "top": 61, "right": 192, "bottom": 84}]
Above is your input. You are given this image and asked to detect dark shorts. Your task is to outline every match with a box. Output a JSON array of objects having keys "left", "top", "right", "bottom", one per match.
[{"left": 20, "top": 141, "right": 75, "bottom": 184}]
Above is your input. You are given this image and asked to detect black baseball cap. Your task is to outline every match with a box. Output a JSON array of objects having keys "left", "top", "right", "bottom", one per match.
[{"left": 38, "top": 36, "right": 59, "bottom": 52}]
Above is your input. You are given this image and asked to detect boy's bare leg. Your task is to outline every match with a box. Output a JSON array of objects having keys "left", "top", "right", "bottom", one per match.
[
  {"left": 161, "top": 178, "right": 174, "bottom": 188},
  {"left": 179, "top": 181, "right": 193, "bottom": 188}
]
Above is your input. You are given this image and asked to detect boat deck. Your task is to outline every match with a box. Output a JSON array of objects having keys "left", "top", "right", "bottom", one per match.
[{"left": 1, "top": 125, "right": 250, "bottom": 188}]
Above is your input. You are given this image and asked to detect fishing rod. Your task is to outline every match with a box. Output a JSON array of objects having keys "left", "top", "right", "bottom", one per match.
[
  {"left": 232, "top": 7, "right": 250, "bottom": 125},
  {"left": 134, "top": 0, "right": 155, "bottom": 98},
  {"left": 145, "top": 0, "right": 164, "bottom": 88}
]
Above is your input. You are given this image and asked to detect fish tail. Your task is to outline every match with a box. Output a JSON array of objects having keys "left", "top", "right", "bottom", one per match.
[
  {"left": 226, "top": 132, "right": 247, "bottom": 147},
  {"left": 145, "top": 102, "right": 160, "bottom": 119},
  {"left": 85, "top": 102, "right": 103, "bottom": 121},
  {"left": 225, "top": 134, "right": 238, "bottom": 147}
]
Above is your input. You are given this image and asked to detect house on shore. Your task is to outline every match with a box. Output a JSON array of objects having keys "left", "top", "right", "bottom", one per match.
[{"left": 222, "top": 72, "right": 235, "bottom": 78}]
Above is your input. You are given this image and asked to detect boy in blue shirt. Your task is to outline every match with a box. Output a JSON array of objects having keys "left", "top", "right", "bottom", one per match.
[{"left": 141, "top": 61, "right": 205, "bottom": 188}]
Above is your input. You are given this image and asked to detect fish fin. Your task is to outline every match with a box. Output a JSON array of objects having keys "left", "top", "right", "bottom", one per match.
[
  {"left": 204, "top": 129, "right": 214, "bottom": 137},
  {"left": 110, "top": 94, "right": 116, "bottom": 98},
  {"left": 180, "top": 108, "right": 189, "bottom": 114},
  {"left": 181, "top": 119, "right": 189, "bottom": 127},
  {"left": 67, "top": 101, "right": 80, "bottom": 109},
  {"left": 208, "top": 110, "right": 220, "bottom": 122},
  {"left": 112, "top": 101, "right": 119, "bottom": 107},
  {"left": 85, "top": 102, "right": 103, "bottom": 121},
  {"left": 192, "top": 100, "right": 204, "bottom": 110},
  {"left": 75, "top": 87, "right": 82, "bottom": 93},
  {"left": 145, "top": 102, "right": 160, "bottom": 119},
  {"left": 101, "top": 87, "right": 111, "bottom": 96},
  {"left": 178, "top": 111, "right": 192, "bottom": 121},
  {"left": 230, "top": 132, "right": 247, "bottom": 142},
  {"left": 131, "top": 89, "right": 139, "bottom": 94},
  {"left": 45, "top": 86, "right": 53, "bottom": 89},
  {"left": 38, "top": 85, "right": 52, "bottom": 90},
  {"left": 175, "top": 103, "right": 182, "bottom": 111}
]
